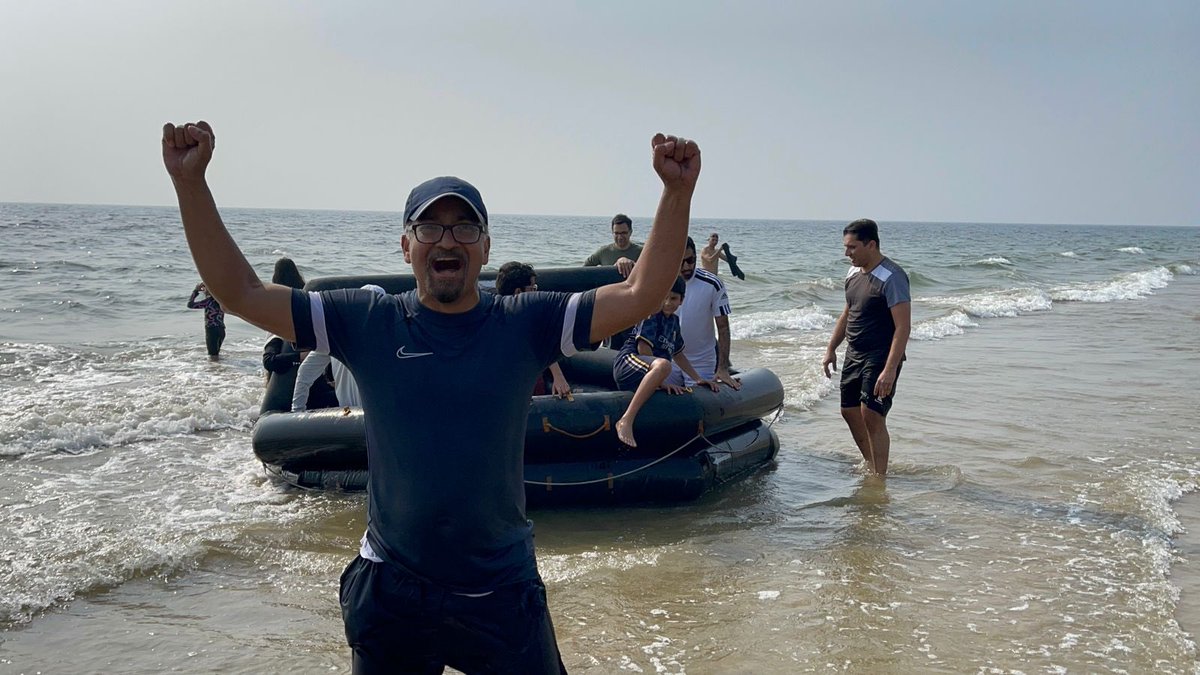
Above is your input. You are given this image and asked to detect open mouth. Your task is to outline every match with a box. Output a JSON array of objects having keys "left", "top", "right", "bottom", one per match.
[{"left": 431, "top": 258, "right": 463, "bottom": 274}]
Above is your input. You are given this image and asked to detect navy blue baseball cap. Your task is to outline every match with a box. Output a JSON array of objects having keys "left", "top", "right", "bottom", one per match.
[{"left": 402, "top": 176, "right": 488, "bottom": 226}]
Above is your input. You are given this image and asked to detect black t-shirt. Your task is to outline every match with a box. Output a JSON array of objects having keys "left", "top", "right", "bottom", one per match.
[{"left": 291, "top": 287, "right": 596, "bottom": 592}]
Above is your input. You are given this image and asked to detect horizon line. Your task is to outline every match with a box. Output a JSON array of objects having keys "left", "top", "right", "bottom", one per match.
[{"left": 0, "top": 199, "right": 1195, "bottom": 229}]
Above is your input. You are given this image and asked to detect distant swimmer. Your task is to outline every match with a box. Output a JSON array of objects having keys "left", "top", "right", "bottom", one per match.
[
  {"left": 822, "top": 218, "right": 911, "bottom": 475},
  {"left": 186, "top": 282, "right": 225, "bottom": 360},
  {"left": 699, "top": 232, "right": 745, "bottom": 280}
]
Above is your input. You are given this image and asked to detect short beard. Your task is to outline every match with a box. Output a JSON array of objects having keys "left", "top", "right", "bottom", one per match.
[{"left": 428, "top": 276, "right": 465, "bottom": 304}]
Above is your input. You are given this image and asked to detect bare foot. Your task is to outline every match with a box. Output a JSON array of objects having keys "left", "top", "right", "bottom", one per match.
[{"left": 615, "top": 416, "right": 637, "bottom": 447}]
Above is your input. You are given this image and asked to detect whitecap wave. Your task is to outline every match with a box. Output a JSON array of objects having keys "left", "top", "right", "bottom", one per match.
[
  {"left": 730, "top": 306, "right": 834, "bottom": 340},
  {"left": 805, "top": 277, "right": 843, "bottom": 291},
  {"left": 1060, "top": 251, "right": 1078, "bottom": 258},
  {"left": 0, "top": 341, "right": 261, "bottom": 457},
  {"left": 911, "top": 311, "right": 978, "bottom": 341},
  {"left": 974, "top": 256, "right": 1013, "bottom": 266},
  {"left": 1117, "top": 246, "right": 1144, "bottom": 254},
  {"left": 0, "top": 432, "right": 326, "bottom": 625},
  {"left": 1170, "top": 263, "right": 1195, "bottom": 276},
  {"left": 924, "top": 288, "right": 1053, "bottom": 318},
  {"left": 1051, "top": 267, "right": 1172, "bottom": 303}
]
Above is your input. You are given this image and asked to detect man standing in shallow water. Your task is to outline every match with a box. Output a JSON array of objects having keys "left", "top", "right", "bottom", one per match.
[
  {"left": 823, "top": 219, "right": 911, "bottom": 475},
  {"left": 162, "top": 119, "right": 700, "bottom": 674},
  {"left": 584, "top": 213, "right": 642, "bottom": 278},
  {"left": 699, "top": 232, "right": 727, "bottom": 274}
]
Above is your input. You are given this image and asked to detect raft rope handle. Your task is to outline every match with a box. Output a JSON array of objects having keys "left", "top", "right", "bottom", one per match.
[
  {"left": 541, "top": 415, "right": 611, "bottom": 439},
  {"left": 692, "top": 403, "right": 785, "bottom": 457}
]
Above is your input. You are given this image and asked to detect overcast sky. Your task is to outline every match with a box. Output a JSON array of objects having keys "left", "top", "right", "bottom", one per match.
[{"left": 1, "top": 1, "right": 1196, "bottom": 225}]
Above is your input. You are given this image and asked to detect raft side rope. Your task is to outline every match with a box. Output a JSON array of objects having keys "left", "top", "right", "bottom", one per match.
[
  {"left": 260, "top": 404, "right": 786, "bottom": 492},
  {"left": 525, "top": 401, "right": 787, "bottom": 485},
  {"left": 523, "top": 429, "right": 706, "bottom": 487},
  {"left": 524, "top": 403, "right": 784, "bottom": 488}
]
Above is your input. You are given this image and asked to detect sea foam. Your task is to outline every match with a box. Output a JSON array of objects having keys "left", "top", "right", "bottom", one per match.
[
  {"left": 924, "top": 288, "right": 1053, "bottom": 318},
  {"left": 911, "top": 311, "right": 978, "bottom": 341},
  {"left": 974, "top": 256, "right": 1013, "bottom": 266},
  {"left": 1051, "top": 267, "right": 1172, "bottom": 303},
  {"left": 730, "top": 306, "right": 834, "bottom": 340}
]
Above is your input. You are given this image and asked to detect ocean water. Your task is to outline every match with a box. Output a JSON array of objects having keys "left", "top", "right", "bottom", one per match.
[{"left": 1, "top": 201, "right": 1198, "bottom": 673}]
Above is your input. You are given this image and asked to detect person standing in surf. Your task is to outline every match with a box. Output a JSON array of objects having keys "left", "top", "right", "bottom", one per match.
[
  {"left": 161, "top": 119, "right": 701, "bottom": 674},
  {"left": 186, "top": 282, "right": 225, "bottom": 360},
  {"left": 822, "top": 218, "right": 911, "bottom": 475}
]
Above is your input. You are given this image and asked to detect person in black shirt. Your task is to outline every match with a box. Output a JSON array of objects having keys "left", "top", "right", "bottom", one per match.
[{"left": 163, "top": 119, "right": 702, "bottom": 674}]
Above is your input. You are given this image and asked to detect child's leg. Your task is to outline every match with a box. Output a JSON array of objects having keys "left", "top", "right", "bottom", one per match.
[{"left": 616, "top": 358, "right": 672, "bottom": 447}]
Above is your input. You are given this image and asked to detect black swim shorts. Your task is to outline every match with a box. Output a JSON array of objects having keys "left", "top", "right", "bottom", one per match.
[
  {"left": 339, "top": 555, "right": 567, "bottom": 674},
  {"left": 839, "top": 349, "right": 902, "bottom": 416}
]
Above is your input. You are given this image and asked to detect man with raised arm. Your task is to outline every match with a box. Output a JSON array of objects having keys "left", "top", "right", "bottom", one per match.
[
  {"left": 822, "top": 218, "right": 911, "bottom": 476},
  {"left": 162, "top": 120, "right": 699, "bottom": 674}
]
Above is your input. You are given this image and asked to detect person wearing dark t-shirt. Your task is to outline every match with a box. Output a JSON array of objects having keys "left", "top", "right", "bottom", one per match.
[
  {"left": 162, "top": 118, "right": 702, "bottom": 674},
  {"left": 612, "top": 275, "right": 717, "bottom": 447},
  {"left": 822, "top": 218, "right": 912, "bottom": 475}
]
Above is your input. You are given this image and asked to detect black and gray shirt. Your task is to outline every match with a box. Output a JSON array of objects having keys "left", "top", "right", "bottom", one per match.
[{"left": 844, "top": 256, "right": 910, "bottom": 354}]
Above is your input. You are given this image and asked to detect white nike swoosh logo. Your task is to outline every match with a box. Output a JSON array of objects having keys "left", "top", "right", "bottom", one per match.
[{"left": 396, "top": 346, "right": 434, "bottom": 359}]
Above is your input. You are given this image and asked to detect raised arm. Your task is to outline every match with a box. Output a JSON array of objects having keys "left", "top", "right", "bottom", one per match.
[
  {"left": 590, "top": 134, "right": 699, "bottom": 343},
  {"left": 163, "top": 121, "right": 295, "bottom": 340}
]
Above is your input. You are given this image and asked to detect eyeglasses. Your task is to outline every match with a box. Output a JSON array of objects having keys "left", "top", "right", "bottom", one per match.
[
  {"left": 681, "top": 256, "right": 696, "bottom": 265},
  {"left": 612, "top": 230, "right": 631, "bottom": 237},
  {"left": 407, "top": 222, "right": 487, "bottom": 244}
]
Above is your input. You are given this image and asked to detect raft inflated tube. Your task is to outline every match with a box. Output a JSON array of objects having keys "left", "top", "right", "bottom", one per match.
[{"left": 253, "top": 366, "right": 783, "bottom": 471}]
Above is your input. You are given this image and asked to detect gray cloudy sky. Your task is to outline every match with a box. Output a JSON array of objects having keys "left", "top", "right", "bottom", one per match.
[{"left": 1, "top": 0, "right": 1196, "bottom": 225}]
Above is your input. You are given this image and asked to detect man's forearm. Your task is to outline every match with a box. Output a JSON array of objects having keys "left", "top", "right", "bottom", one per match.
[
  {"left": 717, "top": 324, "right": 732, "bottom": 370},
  {"left": 826, "top": 308, "right": 848, "bottom": 352},
  {"left": 883, "top": 325, "right": 910, "bottom": 373}
]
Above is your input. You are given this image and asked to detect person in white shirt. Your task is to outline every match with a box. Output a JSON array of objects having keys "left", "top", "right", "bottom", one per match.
[
  {"left": 291, "top": 284, "right": 387, "bottom": 411},
  {"left": 670, "top": 236, "right": 741, "bottom": 390}
]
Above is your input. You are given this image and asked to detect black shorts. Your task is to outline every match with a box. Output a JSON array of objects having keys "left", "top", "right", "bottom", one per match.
[
  {"left": 339, "top": 556, "right": 567, "bottom": 674},
  {"left": 612, "top": 352, "right": 657, "bottom": 392},
  {"left": 840, "top": 349, "right": 902, "bottom": 416}
]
